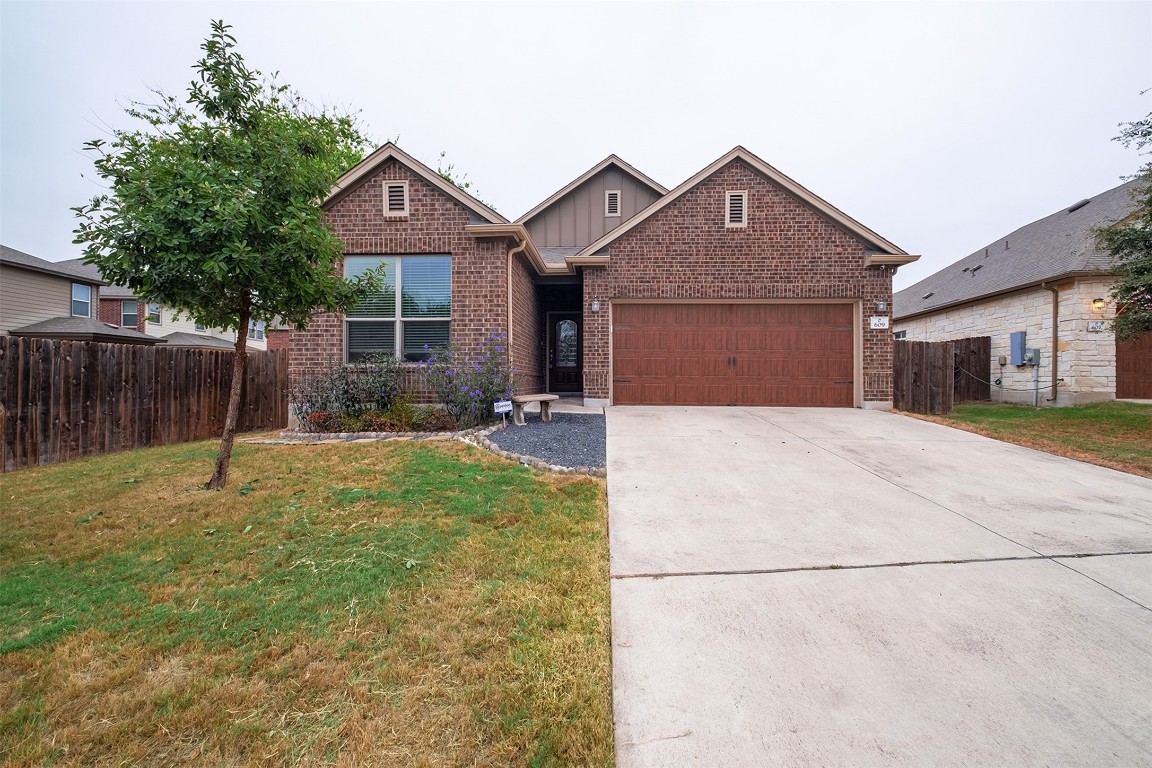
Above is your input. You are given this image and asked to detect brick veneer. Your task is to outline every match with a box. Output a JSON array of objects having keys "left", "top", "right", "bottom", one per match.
[
  {"left": 98, "top": 297, "right": 144, "bottom": 332},
  {"left": 289, "top": 159, "right": 514, "bottom": 398},
  {"left": 582, "top": 161, "right": 894, "bottom": 405}
]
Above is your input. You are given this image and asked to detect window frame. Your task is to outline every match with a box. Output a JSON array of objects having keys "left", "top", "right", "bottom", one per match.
[
  {"left": 120, "top": 300, "right": 138, "bottom": 328},
  {"left": 71, "top": 283, "right": 92, "bottom": 318},
  {"left": 344, "top": 254, "right": 451, "bottom": 363},
  {"left": 384, "top": 181, "right": 409, "bottom": 217},
  {"left": 605, "top": 189, "right": 622, "bottom": 218},
  {"left": 248, "top": 319, "right": 265, "bottom": 340},
  {"left": 726, "top": 190, "right": 748, "bottom": 228},
  {"left": 146, "top": 303, "right": 162, "bottom": 325},
  {"left": 893, "top": 330, "right": 908, "bottom": 340}
]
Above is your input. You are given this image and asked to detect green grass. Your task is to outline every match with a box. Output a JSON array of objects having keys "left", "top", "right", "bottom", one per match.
[
  {"left": 931, "top": 401, "right": 1152, "bottom": 477},
  {"left": 0, "top": 438, "right": 612, "bottom": 766}
]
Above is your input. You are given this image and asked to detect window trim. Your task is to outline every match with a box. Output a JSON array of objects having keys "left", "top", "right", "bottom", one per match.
[
  {"left": 248, "top": 319, "right": 265, "bottom": 341},
  {"left": 384, "top": 181, "right": 410, "bottom": 217},
  {"left": 146, "top": 303, "right": 162, "bottom": 325},
  {"left": 120, "top": 300, "right": 138, "bottom": 328},
  {"left": 893, "top": 330, "right": 908, "bottom": 340},
  {"left": 726, "top": 190, "right": 748, "bottom": 228},
  {"left": 344, "top": 254, "right": 451, "bottom": 363},
  {"left": 605, "top": 190, "right": 621, "bottom": 218},
  {"left": 71, "top": 283, "right": 92, "bottom": 318}
]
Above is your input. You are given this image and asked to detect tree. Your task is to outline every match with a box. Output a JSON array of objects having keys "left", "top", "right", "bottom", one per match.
[
  {"left": 74, "top": 21, "right": 377, "bottom": 489},
  {"left": 1096, "top": 108, "right": 1152, "bottom": 340}
]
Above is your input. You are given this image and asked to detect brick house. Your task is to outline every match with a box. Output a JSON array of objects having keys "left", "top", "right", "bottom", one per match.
[
  {"left": 291, "top": 143, "right": 918, "bottom": 409},
  {"left": 893, "top": 180, "right": 1152, "bottom": 404}
]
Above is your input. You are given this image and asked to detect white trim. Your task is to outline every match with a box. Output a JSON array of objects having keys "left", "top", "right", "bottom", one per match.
[
  {"left": 726, "top": 190, "right": 748, "bottom": 228},
  {"left": 384, "top": 180, "right": 409, "bottom": 217},
  {"left": 70, "top": 282, "right": 92, "bottom": 318},
  {"left": 605, "top": 190, "right": 622, "bottom": 218}
]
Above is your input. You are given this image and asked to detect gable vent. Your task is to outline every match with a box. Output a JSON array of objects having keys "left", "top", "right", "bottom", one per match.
[
  {"left": 726, "top": 191, "right": 747, "bottom": 228},
  {"left": 605, "top": 190, "right": 621, "bottom": 217},
  {"left": 385, "top": 181, "right": 409, "bottom": 216}
]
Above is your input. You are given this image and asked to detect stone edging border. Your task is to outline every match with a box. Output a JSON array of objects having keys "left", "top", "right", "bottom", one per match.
[{"left": 271, "top": 423, "right": 607, "bottom": 478}]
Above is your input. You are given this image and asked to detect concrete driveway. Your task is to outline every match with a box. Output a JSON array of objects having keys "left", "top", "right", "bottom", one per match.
[{"left": 607, "top": 407, "right": 1152, "bottom": 767}]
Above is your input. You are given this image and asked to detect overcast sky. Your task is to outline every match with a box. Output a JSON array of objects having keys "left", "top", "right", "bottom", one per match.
[{"left": 2, "top": 1, "right": 1149, "bottom": 290}]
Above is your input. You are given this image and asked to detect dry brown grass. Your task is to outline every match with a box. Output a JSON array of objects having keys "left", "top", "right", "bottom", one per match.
[{"left": 1, "top": 438, "right": 613, "bottom": 766}]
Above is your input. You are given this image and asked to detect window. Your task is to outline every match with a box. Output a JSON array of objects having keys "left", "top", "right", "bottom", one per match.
[
  {"left": 605, "top": 190, "right": 621, "bottom": 217},
  {"left": 71, "top": 283, "right": 91, "bottom": 318},
  {"left": 345, "top": 255, "right": 450, "bottom": 362},
  {"left": 726, "top": 191, "right": 747, "bottom": 228},
  {"left": 146, "top": 303, "right": 161, "bottom": 324},
  {"left": 893, "top": 330, "right": 908, "bottom": 340},
  {"left": 121, "top": 300, "right": 138, "bottom": 327},
  {"left": 195, "top": 322, "right": 207, "bottom": 332},
  {"left": 384, "top": 181, "right": 409, "bottom": 216},
  {"left": 248, "top": 319, "right": 265, "bottom": 340}
]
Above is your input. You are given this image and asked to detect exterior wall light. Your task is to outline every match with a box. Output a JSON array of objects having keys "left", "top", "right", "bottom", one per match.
[
  {"left": 876, "top": 300, "right": 888, "bottom": 312},
  {"left": 590, "top": 301, "right": 601, "bottom": 313},
  {"left": 1091, "top": 298, "right": 1106, "bottom": 311}
]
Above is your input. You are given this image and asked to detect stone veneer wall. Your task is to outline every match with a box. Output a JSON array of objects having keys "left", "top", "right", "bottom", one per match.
[
  {"left": 582, "top": 161, "right": 894, "bottom": 405},
  {"left": 893, "top": 277, "right": 1117, "bottom": 405},
  {"left": 289, "top": 158, "right": 512, "bottom": 402}
]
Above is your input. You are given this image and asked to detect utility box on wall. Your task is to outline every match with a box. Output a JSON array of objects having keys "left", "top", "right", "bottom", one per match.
[{"left": 1010, "top": 331, "right": 1027, "bottom": 366}]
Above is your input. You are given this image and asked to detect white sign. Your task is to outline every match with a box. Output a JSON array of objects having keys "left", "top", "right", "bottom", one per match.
[
  {"left": 869, "top": 316, "right": 890, "bottom": 330},
  {"left": 493, "top": 399, "right": 513, "bottom": 414},
  {"left": 1087, "top": 320, "right": 1107, "bottom": 333}
]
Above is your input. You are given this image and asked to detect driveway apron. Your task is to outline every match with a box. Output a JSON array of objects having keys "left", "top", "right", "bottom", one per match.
[{"left": 607, "top": 407, "right": 1152, "bottom": 767}]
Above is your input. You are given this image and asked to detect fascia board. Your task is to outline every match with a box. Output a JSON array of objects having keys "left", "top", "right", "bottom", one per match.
[{"left": 515, "top": 154, "right": 669, "bottom": 225}]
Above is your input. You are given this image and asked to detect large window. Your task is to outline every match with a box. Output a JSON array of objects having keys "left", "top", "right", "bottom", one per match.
[
  {"left": 345, "top": 255, "right": 450, "bottom": 362},
  {"left": 71, "top": 283, "right": 91, "bottom": 318},
  {"left": 121, "top": 300, "right": 138, "bottom": 327}
]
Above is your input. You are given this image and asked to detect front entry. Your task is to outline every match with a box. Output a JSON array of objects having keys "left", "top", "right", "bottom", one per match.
[{"left": 547, "top": 312, "right": 582, "bottom": 392}]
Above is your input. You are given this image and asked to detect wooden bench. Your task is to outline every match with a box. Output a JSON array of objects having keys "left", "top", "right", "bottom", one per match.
[{"left": 511, "top": 394, "right": 560, "bottom": 426}]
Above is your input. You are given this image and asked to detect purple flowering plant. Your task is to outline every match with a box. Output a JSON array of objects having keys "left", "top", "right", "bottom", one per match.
[{"left": 420, "top": 331, "right": 514, "bottom": 428}]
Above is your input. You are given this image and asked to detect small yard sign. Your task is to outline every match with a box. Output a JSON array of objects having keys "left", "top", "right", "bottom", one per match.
[
  {"left": 494, "top": 400, "right": 513, "bottom": 414},
  {"left": 869, "top": 316, "right": 890, "bottom": 330}
]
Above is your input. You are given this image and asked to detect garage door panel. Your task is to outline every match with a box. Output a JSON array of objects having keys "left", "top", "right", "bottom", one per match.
[{"left": 613, "top": 303, "right": 855, "bottom": 407}]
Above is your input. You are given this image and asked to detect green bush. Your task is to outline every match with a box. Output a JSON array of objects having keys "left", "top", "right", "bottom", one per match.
[
  {"left": 289, "top": 353, "right": 403, "bottom": 430},
  {"left": 419, "top": 332, "right": 513, "bottom": 429}
]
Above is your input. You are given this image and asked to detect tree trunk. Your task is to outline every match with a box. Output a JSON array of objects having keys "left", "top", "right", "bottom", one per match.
[{"left": 207, "top": 311, "right": 250, "bottom": 490}]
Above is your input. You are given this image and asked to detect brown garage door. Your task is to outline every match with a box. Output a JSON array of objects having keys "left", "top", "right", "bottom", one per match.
[
  {"left": 1116, "top": 334, "right": 1152, "bottom": 398},
  {"left": 612, "top": 303, "right": 855, "bottom": 406}
]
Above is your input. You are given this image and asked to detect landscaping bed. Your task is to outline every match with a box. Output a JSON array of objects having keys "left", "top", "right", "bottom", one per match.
[{"left": 0, "top": 438, "right": 613, "bottom": 766}]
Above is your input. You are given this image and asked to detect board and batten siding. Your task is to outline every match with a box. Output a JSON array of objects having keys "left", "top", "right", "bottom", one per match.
[
  {"left": 0, "top": 266, "right": 94, "bottom": 334},
  {"left": 525, "top": 167, "right": 662, "bottom": 247}
]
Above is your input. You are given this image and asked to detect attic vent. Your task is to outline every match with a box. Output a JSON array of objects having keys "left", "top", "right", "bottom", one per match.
[
  {"left": 1066, "top": 199, "right": 1091, "bottom": 213},
  {"left": 385, "top": 181, "right": 409, "bottom": 216},
  {"left": 922, "top": 292, "right": 935, "bottom": 299},
  {"left": 726, "top": 191, "right": 748, "bottom": 228},
  {"left": 605, "top": 190, "right": 621, "bottom": 218},
  {"left": 971, "top": 264, "right": 983, "bottom": 273}
]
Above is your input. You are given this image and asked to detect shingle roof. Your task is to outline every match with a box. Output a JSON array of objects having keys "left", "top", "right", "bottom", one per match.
[
  {"left": 8, "top": 317, "right": 162, "bottom": 344},
  {"left": 54, "top": 258, "right": 139, "bottom": 299},
  {"left": 538, "top": 247, "right": 582, "bottom": 267},
  {"left": 161, "top": 332, "right": 236, "bottom": 349},
  {"left": 894, "top": 180, "right": 1140, "bottom": 320},
  {"left": 0, "top": 245, "right": 104, "bottom": 284}
]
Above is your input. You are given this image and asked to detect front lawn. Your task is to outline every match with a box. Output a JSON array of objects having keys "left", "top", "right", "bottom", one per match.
[
  {"left": 0, "top": 438, "right": 613, "bottom": 766},
  {"left": 926, "top": 401, "right": 1152, "bottom": 478}
]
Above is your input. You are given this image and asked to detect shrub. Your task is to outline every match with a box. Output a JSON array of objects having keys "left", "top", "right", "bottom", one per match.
[
  {"left": 289, "top": 353, "right": 403, "bottom": 431},
  {"left": 420, "top": 332, "right": 514, "bottom": 429}
]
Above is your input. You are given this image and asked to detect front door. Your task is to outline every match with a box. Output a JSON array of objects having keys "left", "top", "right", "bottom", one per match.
[{"left": 548, "top": 313, "right": 582, "bottom": 393}]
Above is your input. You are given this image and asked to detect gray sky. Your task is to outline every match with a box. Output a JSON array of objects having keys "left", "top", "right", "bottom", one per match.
[{"left": 2, "top": 0, "right": 1149, "bottom": 290}]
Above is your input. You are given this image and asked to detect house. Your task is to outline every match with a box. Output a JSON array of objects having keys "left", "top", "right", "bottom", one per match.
[
  {"left": 893, "top": 180, "right": 1152, "bottom": 404},
  {"left": 290, "top": 143, "right": 917, "bottom": 408},
  {"left": 57, "top": 258, "right": 268, "bottom": 351},
  {"left": 0, "top": 245, "right": 158, "bottom": 344}
]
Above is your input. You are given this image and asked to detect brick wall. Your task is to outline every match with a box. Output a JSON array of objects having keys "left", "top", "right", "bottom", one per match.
[
  {"left": 894, "top": 277, "right": 1117, "bottom": 405},
  {"left": 583, "top": 161, "right": 894, "bottom": 404},
  {"left": 289, "top": 158, "right": 513, "bottom": 401},
  {"left": 98, "top": 297, "right": 143, "bottom": 331},
  {"left": 510, "top": 253, "right": 542, "bottom": 393}
]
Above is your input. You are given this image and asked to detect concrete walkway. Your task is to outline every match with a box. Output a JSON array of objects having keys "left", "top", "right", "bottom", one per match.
[{"left": 607, "top": 407, "right": 1152, "bottom": 767}]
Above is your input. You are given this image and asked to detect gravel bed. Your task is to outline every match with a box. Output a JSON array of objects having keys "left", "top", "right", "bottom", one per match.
[{"left": 487, "top": 412, "right": 606, "bottom": 470}]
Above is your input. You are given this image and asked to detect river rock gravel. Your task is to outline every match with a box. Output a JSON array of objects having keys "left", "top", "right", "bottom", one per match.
[{"left": 487, "top": 412, "right": 606, "bottom": 469}]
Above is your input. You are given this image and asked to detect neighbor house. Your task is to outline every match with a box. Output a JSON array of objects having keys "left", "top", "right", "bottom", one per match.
[
  {"left": 893, "top": 180, "right": 1152, "bottom": 404},
  {"left": 0, "top": 245, "right": 157, "bottom": 344},
  {"left": 58, "top": 258, "right": 268, "bottom": 351},
  {"left": 290, "top": 143, "right": 918, "bottom": 408}
]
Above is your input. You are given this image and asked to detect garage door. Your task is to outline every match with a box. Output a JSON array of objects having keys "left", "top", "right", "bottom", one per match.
[
  {"left": 612, "top": 303, "right": 855, "bottom": 406},
  {"left": 1116, "top": 334, "right": 1152, "bottom": 399}
]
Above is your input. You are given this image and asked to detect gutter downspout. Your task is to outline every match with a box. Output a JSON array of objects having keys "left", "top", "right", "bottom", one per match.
[
  {"left": 506, "top": 236, "right": 529, "bottom": 373},
  {"left": 1042, "top": 282, "right": 1059, "bottom": 403}
]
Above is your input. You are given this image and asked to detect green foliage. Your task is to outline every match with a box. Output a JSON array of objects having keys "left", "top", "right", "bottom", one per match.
[
  {"left": 1096, "top": 107, "right": 1152, "bottom": 340},
  {"left": 420, "top": 331, "right": 515, "bottom": 428},
  {"left": 72, "top": 20, "right": 377, "bottom": 334},
  {"left": 436, "top": 149, "right": 488, "bottom": 204}
]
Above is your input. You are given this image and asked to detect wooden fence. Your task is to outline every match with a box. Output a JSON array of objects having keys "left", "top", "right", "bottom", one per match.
[
  {"left": 1, "top": 338, "right": 288, "bottom": 472},
  {"left": 894, "top": 336, "right": 991, "bottom": 414}
]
